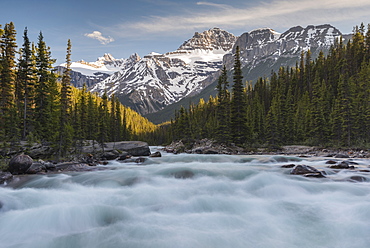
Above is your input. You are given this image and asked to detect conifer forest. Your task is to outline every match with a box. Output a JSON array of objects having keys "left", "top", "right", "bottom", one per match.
[
  {"left": 0, "top": 22, "right": 156, "bottom": 156},
  {"left": 169, "top": 24, "right": 370, "bottom": 148},
  {"left": 1, "top": 22, "right": 370, "bottom": 150}
]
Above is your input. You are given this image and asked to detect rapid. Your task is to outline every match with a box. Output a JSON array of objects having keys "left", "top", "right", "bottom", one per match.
[{"left": 1, "top": 147, "right": 369, "bottom": 248}]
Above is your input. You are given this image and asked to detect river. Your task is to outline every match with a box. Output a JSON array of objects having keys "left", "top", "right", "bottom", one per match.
[{"left": 1, "top": 147, "right": 370, "bottom": 248}]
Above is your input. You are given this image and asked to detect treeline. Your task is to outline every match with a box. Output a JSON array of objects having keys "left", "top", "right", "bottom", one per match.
[
  {"left": 169, "top": 23, "right": 370, "bottom": 148},
  {"left": 0, "top": 22, "right": 156, "bottom": 156}
]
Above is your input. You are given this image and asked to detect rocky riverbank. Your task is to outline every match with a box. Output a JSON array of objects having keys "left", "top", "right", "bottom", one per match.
[
  {"left": 0, "top": 140, "right": 153, "bottom": 184},
  {"left": 163, "top": 139, "right": 370, "bottom": 158}
]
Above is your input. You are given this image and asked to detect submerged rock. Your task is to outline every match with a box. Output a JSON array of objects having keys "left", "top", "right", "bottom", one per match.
[
  {"left": 149, "top": 151, "right": 162, "bottom": 157},
  {"left": 8, "top": 154, "right": 33, "bottom": 175},
  {"left": 0, "top": 171, "right": 13, "bottom": 184},
  {"left": 290, "top": 165, "right": 325, "bottom": 178},
  {"left": 171, "top": 170, "right": 195, "bottom": 179},
  {"left": 328, "top": 161, "right": 355, "bottom": 170}
]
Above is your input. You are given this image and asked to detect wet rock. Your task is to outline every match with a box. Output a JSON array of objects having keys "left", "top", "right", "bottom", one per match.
[
  {"left": 281, "top": 164, "right": 296, "bottom": 168},
  {"left": 0, "top": 171, "right": 13, "bottom": 184},
  {"left": 83, "top": 141, "right": 151, "bottom": 156},
  {"left": 325, "top": 160, "right": 337, "bottom": 164},
  {"left": 135, "top": 157, "right": 147, "bottom": 163},
  {"left": 348, "top": 176, "right": 367, "bottom": 182},
  {"left": 8, "top": 154, "right": 33, "bottom": 175},
  {"left": 171, "top": 170, "right": 195, "bottom": 179},
  {"left": 334, "top": 154, "right": 350, "bottom": 158},
  {"left": 203, "top": 149, "right": 219, "bottom": 154},
  {"left": 117, "top": 152, "right": 131, "bottom": 161},
  {"left": 26, "top": 162, "right": 46, "bottom": 174},
  {"left": 149, "top": 151, "right": 162, "bottom": 157},
  {"left": 54, "top": 162, "right": 102, "bottom": 172},
  {"left": 290, "top": 165, "right": 325, "bottom": 178},
  {"left": 329, "top": 161, "right": 355, "bottom": 169},
  {"left": 100, "top": 151, "right": 119, "bottom": 160}
]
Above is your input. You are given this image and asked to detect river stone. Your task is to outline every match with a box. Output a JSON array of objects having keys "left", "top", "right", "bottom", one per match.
[
  {"left": 172, "top": 170, "right": 195, "bottom": 179},
  {"left": 83, "top": 141, "right": 151, "bottom": 156},
  {"left": 329, "top": 161, "right": 355, "bottom": 169},
  {"left": 26, "top": 162, "right": 46, "bottom": 174},
  {"left": 0, "top": 171, "right": 13, "bottom": 184},
  {"left": 149, "top": 151, "right": 162, "bottom": 157},
  {"left": 8, "top": 154, "right": 33, "bottom": 175},
  {"left": 290, "top": 164, "right": 325, "bottom": 178}
]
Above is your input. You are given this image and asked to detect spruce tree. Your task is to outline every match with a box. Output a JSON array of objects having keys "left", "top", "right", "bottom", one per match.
[
  {"left": 16, "top": 27, "right": 37, "bottom": 140},
  {"left": 216, "top": 65, "right": 231, "bottom": 143},
  {"left": 59, "top": 39, "right": 73, "bottom": 157},
  {"left": 0, "top": 22, "right": 18, "bottom": 141},
  {"left": 230, "top": 46, "right": 248, "bottom": 145}
]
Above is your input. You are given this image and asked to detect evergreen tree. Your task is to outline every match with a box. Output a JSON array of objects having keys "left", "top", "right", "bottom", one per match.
[
  {"left": 216, "top": 65, "right": 231, "bottom": 143},
  {"left": 0, "top": 22, "right": 18, "bottom": 140},
  {"left": 16, "top": 27, "right": 37, "bottom": 140},
  {"left": 34, "top": 32, "right": 59, "bottom": 141},
  {"left": 230, "top": 46, "right": 248, "bottom": 145},
  {"left": 59, "top": 39, "right": 73, "bottom": 157}
]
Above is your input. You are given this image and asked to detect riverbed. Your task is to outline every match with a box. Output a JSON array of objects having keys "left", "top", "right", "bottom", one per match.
[{"left": 1, "top": 147, "right": 369, "bottom": 248}]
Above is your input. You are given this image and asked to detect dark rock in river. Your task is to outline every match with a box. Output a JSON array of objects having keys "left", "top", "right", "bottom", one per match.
[
  {"left": 8, "top": 154, "right": 33, "bottom": 175},
  {"left": 149, "top": 151, "right": 162, "bottom": 157},
  {"left": 328, "top": 161, "right": 355, "bottom": 170},
  {"left": 325, "top": 160, "right": 337, "bottom": 164},
  {"left": 290, "top": 164, "right": 325, "bottom": 178},
  {"left": 281, "top": 164, "right": 296, "bottom": 168},
  {"left": 26, "top": 162, "right": 46, "bottom": 174},
  {"left": 171, "top": 170, "right": 195, "bottom": 179},
  {"left": 0, "top": 171, "right": 13, "bottom": 184},
  {"left": 348, "top": 176, "right": 367, "bottom": 182},
  {"left": 117, "top": 152, "right": 131, "bottom": 161},
  {"left": 100, "top": 151, "right": 119, "bottom": 160},
  {"left": 334, "top": 153, "right": 350, "bottom": 158}
]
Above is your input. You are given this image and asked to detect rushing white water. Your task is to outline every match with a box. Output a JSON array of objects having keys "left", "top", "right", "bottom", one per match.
[{"left": 1, "top": 147, "right": 370, "bottom": 248}]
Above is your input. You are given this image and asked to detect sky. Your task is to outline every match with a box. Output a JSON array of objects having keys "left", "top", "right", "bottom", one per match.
[{"left": 1, "top": 0, "right": 370, "bottom": 64}]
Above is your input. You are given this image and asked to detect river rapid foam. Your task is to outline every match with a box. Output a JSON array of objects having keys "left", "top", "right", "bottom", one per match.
[{"left": 1, "top": 147, "right": 369, "bottom": 248}]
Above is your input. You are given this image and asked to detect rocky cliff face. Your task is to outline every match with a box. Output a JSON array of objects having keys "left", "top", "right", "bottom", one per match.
[{"left": 89, "top": 28, "right": 237, "bottom": 115}]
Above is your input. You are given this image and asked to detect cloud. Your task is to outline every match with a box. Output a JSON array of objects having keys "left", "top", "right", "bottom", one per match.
[
  {"left": 84, "top": 31, "right": 114, "bottom": 45},
  {"left": 104, "top": 0, "right": 370, "bottom": 38}
]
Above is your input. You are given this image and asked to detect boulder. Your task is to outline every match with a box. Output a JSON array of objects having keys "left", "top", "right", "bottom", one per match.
[
  {"left": 149, "top": 151, "right": 162, "bottom": 157},
  {"left": 281, "top": 164, "right": 296, "bottom": 168},
  {"left": 334, "top": 153, "right": 350, "bottom": 158},
  {"left": 171, "top": 170, "right": 195, "bottom": 179},
  {"left": 0, "top": 171, "right": 13, "bottom": 184},
  {"left": 8, "top": 154, "right": 33, "bottom": 175},
  {"left": 329, "top": 161, "right": 355, "bottom": 170},
  {"left": 100, "top": 151, "right": 119, "bottom": 160},
  {"left": 26, "top": 162, "right": 46, "bottom": 174},
  {"left": 290, "top": 164, "right": 325, "bottom": 178},
  {"left": 82, "top": 141, "right": 151, "bottom": 156},
  {"left": 117, "top": 152, "right": 131, "bottom": 160}
]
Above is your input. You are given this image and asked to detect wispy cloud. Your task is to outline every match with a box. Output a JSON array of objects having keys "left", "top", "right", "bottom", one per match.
[
  {"left": 84, "top": 31, "right": 114, "bottom": 45},
  {"left": 104, "top": 0, "right": 370, "bottom": 38}
]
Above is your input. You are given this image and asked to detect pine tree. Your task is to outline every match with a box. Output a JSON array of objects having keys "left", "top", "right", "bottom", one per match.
[
  {"left": 230, "top": 46, "right": 248, "bottom": 145},
  {"left": 216, "top": 65, "right": 231, "bottom": 143},
  {"left": 0, "top": 22, "right": 18, "bottom": 141},
  {"left": 58, "top": 39, "right": 73, "bottom": 157},
  {"left": 16, "top": 27, "right": 37, "bottom": 140},
  {"left": 34, "top": 32, "right": 59, "bottom": 141}
]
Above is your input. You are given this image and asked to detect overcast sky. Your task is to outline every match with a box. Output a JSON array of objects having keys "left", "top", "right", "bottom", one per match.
[{"left": 1, "top": 0, "right": 369, "bottom": 64}]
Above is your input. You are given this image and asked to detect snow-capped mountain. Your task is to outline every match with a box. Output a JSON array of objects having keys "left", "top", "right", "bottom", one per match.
[
  {"left": 56, "top": 53, "right": 137, "bottom": 88},
  {"left": 223, "top": 24, "right": 344, "bottom": 74},
  {"left": 146, "top": 24, "right": 346, "bottom": 124},
  {"left": 62, "top": 24, "right": 346, "bottom": 121},
  {"left": 89, "top": 28, "right": 237, "bottom": 115}
]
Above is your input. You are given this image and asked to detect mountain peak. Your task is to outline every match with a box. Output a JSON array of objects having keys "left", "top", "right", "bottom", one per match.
[{"left": 178, "top": 28, "right": 237, "bottom": 52}]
